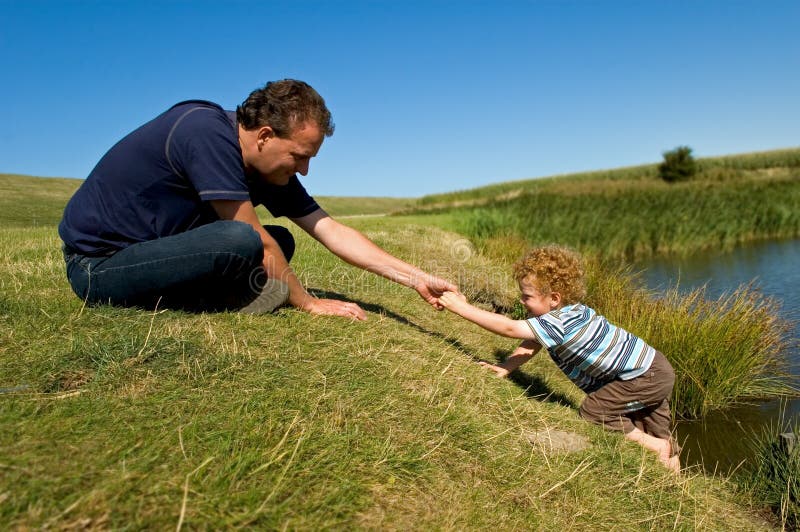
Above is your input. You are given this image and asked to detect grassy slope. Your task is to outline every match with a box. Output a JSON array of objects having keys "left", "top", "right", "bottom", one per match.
[{"left": 0, "top": 174, "right": 773, "bottom": 528}]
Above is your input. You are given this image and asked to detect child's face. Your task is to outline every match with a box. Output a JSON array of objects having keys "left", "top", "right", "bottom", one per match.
[{"left": 518, "top": 278, "right": 561, "bottom": 317}]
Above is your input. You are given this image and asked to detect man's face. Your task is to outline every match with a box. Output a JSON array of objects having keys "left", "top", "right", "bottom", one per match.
[{"left": 249, "top": 121, "right": 324, "bottom": 185}]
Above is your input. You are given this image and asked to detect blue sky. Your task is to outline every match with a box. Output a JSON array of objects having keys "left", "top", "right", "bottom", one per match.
[{"left": 1, "top": 0, "right": 798, "bottom": 197}]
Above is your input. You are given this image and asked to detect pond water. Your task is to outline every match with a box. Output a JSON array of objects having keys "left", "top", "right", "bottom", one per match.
[{"left": 638, "top": 238, "right": 800, "bottom": 473}]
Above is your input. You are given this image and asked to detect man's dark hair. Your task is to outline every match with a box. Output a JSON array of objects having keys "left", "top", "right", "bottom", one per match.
[{"left": 236, "top": 79, "right": 334, "bottom": 138}]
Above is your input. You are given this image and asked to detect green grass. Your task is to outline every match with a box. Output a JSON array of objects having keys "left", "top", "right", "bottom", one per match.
[
  {"left": 451, "top": 177, "right": 800, "bottom": 261},
  {"left": 0, "top": 173, "right": 413, "bottom": 221},
  {"left": 0, "top": 174, "right": 781, "bottom": 529},
  {"left": 698, "top": 148, "right": 800, "bottom": 172}
]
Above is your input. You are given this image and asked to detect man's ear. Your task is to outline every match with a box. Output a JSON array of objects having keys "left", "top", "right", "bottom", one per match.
[{"left": 257, "top": 126, "right": 275, "bottom": 143}]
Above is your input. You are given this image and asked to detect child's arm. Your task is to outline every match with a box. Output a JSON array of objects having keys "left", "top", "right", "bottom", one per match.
[
  {"left": 439, "top": 291, "right": 536, "bottom": 340},
  {"left": 479, "top": 340, "right": 540, "bottom": 378}
]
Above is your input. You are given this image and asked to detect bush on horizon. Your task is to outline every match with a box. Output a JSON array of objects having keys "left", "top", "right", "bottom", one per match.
[{"left": 659, "top": 146, "right": 698, "bottom": 183}]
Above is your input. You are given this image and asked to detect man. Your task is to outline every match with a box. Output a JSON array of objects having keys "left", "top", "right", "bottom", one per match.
[{"left": 59, "top": 79, "right": 455, "bottom": 319}]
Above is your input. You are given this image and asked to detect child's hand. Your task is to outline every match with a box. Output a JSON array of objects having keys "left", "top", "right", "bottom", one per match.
[
  {"left": 439, "top": 290, "right": 467, "bottom": 310},
  {"left": 478, "top": 361, "right": 511, "bottom": 378}
]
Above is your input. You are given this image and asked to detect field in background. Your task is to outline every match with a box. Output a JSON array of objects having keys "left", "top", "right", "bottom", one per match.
[
  {"left": 0, "top": 173, "right": 415, "bottom": 223},
  {"left": 315, "top": 195, "right": 413, "bottom": 216},
  {"left": 0, "top": 174, "right": 81, "bottom": 227}
]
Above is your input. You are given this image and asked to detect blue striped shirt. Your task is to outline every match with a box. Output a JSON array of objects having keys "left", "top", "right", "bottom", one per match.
[{"left": 526, "top": 304, "right": 655, "bottom": 392}]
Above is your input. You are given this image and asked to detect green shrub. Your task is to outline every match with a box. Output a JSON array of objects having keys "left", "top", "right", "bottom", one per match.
[{"left": 659, "top": 146, "right": 698, "bottom": 183}]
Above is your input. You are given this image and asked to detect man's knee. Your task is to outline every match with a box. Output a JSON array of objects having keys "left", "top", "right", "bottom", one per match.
[
  {"left": 214, "top": 221, "right": 263, "bottom": 263},
  {"left": 264, "top": 225, "right": 295, "bottom": 262},
  {"left": 209, "top": 221, "right": 295, "bottom": 265}
]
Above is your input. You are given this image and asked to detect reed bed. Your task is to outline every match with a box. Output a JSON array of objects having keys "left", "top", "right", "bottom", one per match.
[{"left": 454, "top": 176, "right": 800, "bottom": 261}]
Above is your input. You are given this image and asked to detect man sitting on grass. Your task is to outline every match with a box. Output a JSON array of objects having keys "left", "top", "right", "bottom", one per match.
[
  {"left": 439, "top": 245, "right": 680, "bottom": 472},
  {"left": 59, "top": 79, "right": 455, "bottom": 318}
]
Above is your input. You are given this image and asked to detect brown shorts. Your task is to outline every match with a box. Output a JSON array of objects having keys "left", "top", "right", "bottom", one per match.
[{"left": 578, "top": 351, "right": 675, "bottom": 439}]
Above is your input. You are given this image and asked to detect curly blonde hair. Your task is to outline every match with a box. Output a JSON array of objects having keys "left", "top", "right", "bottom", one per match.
[{"left": 513, "top": 245, "right": 586, "bottom": 304}]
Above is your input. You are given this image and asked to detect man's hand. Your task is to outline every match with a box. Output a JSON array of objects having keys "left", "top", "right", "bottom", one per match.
[
  {"left": 301, "top": 298, "right": 367, "bottom": 321},
  {"left": 477, "top": 361, "right": 511, "bottom": 378},
  {"left": 414, "top": 275, "right": 458, "bottom": 310}
]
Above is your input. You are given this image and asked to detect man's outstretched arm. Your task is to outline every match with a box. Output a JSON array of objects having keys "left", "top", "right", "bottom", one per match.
[{"left": 292, "top": 209, "right": 457, "bottom": 309}]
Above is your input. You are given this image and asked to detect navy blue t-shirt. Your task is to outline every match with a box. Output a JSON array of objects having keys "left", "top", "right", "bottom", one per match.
[{"left": 59, "top": 100, "right": 319, "bottom": 255}]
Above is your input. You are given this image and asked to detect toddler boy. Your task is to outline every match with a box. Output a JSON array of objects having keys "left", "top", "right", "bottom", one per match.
[{"left": 439, "top": 245, "right": 680, "bottom": 472}]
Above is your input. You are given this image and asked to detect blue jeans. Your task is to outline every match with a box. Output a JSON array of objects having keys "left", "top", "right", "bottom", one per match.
[{"left": 63, "top": 221, "right": 295, "bottom": 312}]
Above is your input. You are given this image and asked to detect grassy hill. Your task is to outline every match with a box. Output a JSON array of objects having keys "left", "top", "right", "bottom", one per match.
[
  {"left": 0, "top": 171, "right": 786, "bottom": 528},
  {"left": 415, "top": 147, "right": 800, "bottom": 208},
  {"left": 411, "top": 147, "right": 800, "bottom": 261}
]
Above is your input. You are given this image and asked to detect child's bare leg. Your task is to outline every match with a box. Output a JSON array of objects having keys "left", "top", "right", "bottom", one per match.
[{"left": 625, "top": 428, "right": 680, "bottom": 473}]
